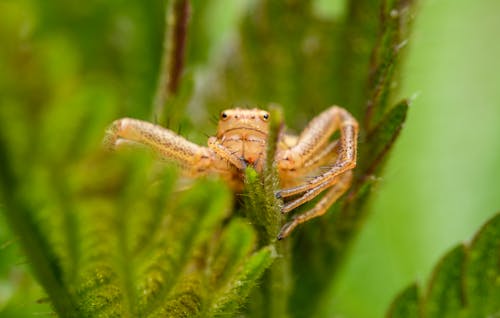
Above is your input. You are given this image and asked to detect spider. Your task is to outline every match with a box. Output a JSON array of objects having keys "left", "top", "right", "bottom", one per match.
[{"left": 104, "top": 106, "right": 358, "bottom": 239}]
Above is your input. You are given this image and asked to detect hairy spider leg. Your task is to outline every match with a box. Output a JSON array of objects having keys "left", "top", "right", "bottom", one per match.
[
  {"left": 104, "top": 118, "right": 214, "bottom": 176},
  {"left": 281, "top": 173, "right": 340, "bottom": 213},
  {"left": 207, "top": 137, "right": 247, "bottom": 170},
  {"left": 277, "top": 106, "right": 357, "bottom": 199},
  {"left": 279, "top": 139, "right": 343, "bottom": 212},
  {"left": 277, "top": 171, "right": 353, "bottom": 240},
  {"left": 279, "top": 139, "right": 341, "bottom": 185}
]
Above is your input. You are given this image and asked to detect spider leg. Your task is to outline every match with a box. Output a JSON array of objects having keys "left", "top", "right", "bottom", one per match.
[
  {"left": 281, "top": 171, "right": 339, "bottom": 214},
  {"left": 277, "top": 171, "right": 353, "bottom": 240},
  {"left": 297, "top": 140, "right": 341, "bottom": 175},
  {"left": 207, "top": 137, "right": 247, "bottom": 170},
  {"left": 104, "top": 118, "right": 214, "bottom": 176},
  {"left": 278, "top": 136, "right": 341, "bottom": 187},
  {"left": 276, "top": 106, "right": 358, "bottom": 199},
  {"left": 279, "top": 139, "right": 343, "bottom": 212}
]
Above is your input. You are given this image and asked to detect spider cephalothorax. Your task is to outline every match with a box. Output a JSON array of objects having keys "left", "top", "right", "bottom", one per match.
[
  {"left": 211, "top": 108, "right": 271, "bottom": 174},
  {"left": 105, "top": 106, "right": 358, "bottom": 239}
]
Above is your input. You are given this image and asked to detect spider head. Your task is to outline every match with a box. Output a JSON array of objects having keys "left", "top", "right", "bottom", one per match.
[
  {"left": 216, "top": 108, "right": 270, "bottom": 171},
  {"left": 216, "top": 108, "right": 270, "bottom": 138}
]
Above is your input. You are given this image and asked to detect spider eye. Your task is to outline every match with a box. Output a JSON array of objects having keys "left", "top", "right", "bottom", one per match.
[
  {"left": 221, "top": 112, "right": 228, "bottom": 120},
  {"left": 262, "top": 113, "right": 270, "bottom": 121}
]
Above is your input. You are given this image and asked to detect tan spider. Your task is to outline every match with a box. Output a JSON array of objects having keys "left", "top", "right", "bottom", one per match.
[{"left": 104, "top": 106, "right": 358, "bottom": 239}]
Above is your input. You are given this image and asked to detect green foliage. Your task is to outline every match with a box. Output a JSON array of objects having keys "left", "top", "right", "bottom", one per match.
[
  {"left": 387, "top": 284, "right": 420, "bottom": 318},
  {"left": 0, "top": 122, "right": 275, "bottom": 318},
  {"left": 5, "top": 1, "right": 497, "bottom": 318},
  {"left": 0, "top": 3, "right": 274, "bottom": 314},
  {"left": 387, "top": 213, "right": 500, "bottom": 318}
]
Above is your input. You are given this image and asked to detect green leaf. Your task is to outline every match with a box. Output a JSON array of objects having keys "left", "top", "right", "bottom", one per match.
[
  {"left": 386, "top": 283, "right": 420, "bottom": 318},
  {"left": 464, "top": 212, "right": 500, "bottom": 315},
  {"left": 423, "top": 245, "right": 466, "bottom": 318},
  {"left": 207, "top": 219, "right": 257, "bottom": 290},
  {"left": 361, "top": 99, "right": 409, "bottom": 175},
  {"left": 209, "top": 245, "right": 276, "bottom": 316},
  {"left": 135, "top": 179, "right": 231, "bottom": 317},
  {"left": 364, "top": 0, "right": 415, "bottom": 128},
  {"left": 149, "top": 275, "right": 205, "bottom": 318},
  {"left": 387, "top": 213, "right": 500, "bottom": 317},
  {"left": 0, "top": 135, "right": 79, "bottom": 317}
]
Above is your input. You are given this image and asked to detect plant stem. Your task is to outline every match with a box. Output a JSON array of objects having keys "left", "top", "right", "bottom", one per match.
[
  {"left": 244, "top": 105, "right": 292, "bottom": 317},
  {"left": 153, "top": 0, "right": 191, "bottom": 125}
]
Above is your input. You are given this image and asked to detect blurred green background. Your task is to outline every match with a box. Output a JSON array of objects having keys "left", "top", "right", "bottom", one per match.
[
  {"left": 0, "top": 0, "right": 499, "bottom": 317},
  {"left": 333, "top": 0, "right": 500, "bottom": 316}
]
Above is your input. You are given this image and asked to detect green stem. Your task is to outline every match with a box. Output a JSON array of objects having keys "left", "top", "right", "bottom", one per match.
[
  {"left": 244, "top": 105, "right": 292, "bottom": 317},
  {"left": 264, "top": 106, "right": 291, "bottom": 318}
]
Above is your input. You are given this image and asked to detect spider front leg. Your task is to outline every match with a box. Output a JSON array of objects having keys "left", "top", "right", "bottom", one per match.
[
  {"left": 207, "top": 137, "right": 247, "bottom": 170},
  {"left": 276, "top": 106, "right": 358, "bottom": 200},
  {"left": 104, "top": 118, "right": 214, "bottom": 176}
]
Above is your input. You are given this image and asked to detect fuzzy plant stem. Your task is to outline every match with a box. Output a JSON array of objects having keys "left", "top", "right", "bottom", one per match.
[{"left": 244, "top": 105, "right": 292, "bottom": 317}]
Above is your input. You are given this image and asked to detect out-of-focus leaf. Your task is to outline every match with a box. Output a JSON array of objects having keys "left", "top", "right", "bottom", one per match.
[
  {"left": 423, "top": 245, "right": 465, "bottom": 317},
  {"left": 386, "top": 283, "right": 420, "bottom": 318},
  {"left": 207, "top": 219, "right": 257, "bottom": 290},
  {"left": 364, "top": 0, "right": 415, "bottom": 128},
  {"left": 464, "top": 212, "right": 500, "bottom": 315},
  {"left": 149, "top": 275, "right": 205, "bottom": 318},
  {"left": 362, "top": 99, "right": 409, "bottom": 175},
  {"left": 208, "top": 245, "right": 276, "bottom": 316},
  {"left": 0, "top": 135, "right": 78, "bottom": 317},
  {"left": 387, "top": 213, "right": 500, "bottom": 317}
]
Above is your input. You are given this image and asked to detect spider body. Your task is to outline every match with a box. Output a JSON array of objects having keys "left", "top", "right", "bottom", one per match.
[{"left": 105, "top": 106, "right": 358, "bottom": 239}]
